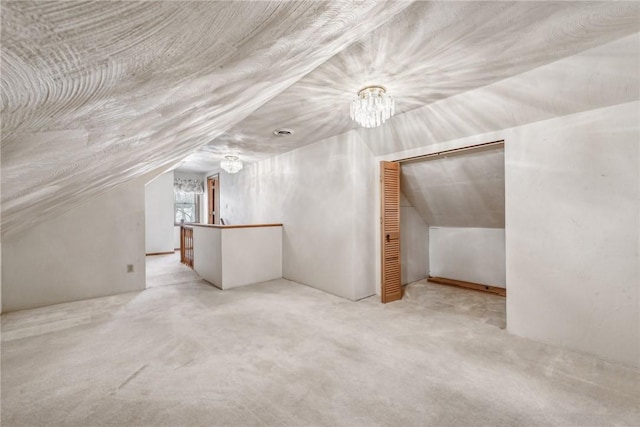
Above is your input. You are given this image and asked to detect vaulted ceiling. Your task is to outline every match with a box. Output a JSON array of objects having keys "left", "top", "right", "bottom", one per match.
[
  {"left": 401, "top": 146, "right": 505, "bottom": 228},
  {"left": 2, "top": 1, "right": 639, "bottom": 236}
]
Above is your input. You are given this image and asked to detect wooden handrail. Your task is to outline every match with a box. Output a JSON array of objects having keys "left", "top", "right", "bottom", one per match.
[{"left": 189, "top": 223, "right": 282, "bottom": 229}]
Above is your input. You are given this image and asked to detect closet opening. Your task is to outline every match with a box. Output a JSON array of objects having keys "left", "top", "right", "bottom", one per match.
[{"left": 381, "top": 141, "right": 506, "bottom": 328}]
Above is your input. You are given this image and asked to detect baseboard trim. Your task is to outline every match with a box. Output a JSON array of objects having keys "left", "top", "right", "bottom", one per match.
[
  {"left": 145, "top": 251, "right": 176, "bottom": 256},
  {"left": 427, "top": 276, "right": 506, "bottom": 297}
]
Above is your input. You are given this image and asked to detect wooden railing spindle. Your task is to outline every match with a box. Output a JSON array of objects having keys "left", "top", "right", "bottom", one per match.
[{"left": 180, "top": 225, "right": 194, "bottom": 268}]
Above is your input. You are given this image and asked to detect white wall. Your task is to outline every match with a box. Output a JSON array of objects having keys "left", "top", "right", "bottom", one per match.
[
  {"left": 370, "top": 34, "right": 639, "bottom": 367},
  {"left": 351, "top": 138, "right": 377, "bottom": 299},
  {"left": 2, "top": 178, "right": 147, "bottom": 312},
  {"left": 193, "top": 226, "right": 222, "bottom": 287},
  {"left": 401, "top": 194, "right": 429, "bottom": 284},
  {"left": 192, "top": 226, "right": 282, "bottom": 289},
  {"left": 221, "top": 227, "right": 282, "bottom": 289},
  {"left": 505, "top": 103, "right": 639, "bottom": 367},
  {"left": 220, "top": 132, "right": 376, "bottom": 300},
  {"left": 144, "top": 171, "right": 175, "bottom": 254},
  {"left": 429, "top": 227, "right": 505, "bottom": 287},
  {"left": 173, "top": 226, "right": 181, "bottom": 249}
]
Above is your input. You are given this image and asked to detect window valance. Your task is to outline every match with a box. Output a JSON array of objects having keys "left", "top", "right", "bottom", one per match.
[{"left": 174, "top": 178, "right": 204, "bottom": 194}]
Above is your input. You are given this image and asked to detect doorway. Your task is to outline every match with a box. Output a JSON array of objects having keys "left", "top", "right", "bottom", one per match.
[
  {"left": 380, "top": 141, "right": 506, "bottom": 326},
  {"left": 207, "top": 174, "right": 220, "bottom": 225}
]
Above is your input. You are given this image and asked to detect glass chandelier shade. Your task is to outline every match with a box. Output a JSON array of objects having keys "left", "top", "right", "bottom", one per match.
[
  {"left": 220, "top": 155, "right": 243, "bottom": 174},
  {"left": 350, "top": 85, "right": 395, "bottom": 128}
]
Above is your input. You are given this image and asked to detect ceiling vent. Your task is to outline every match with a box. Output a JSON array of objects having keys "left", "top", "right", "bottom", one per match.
[{"left": 273, "top": 128, "right": 294, "bottom": 136}]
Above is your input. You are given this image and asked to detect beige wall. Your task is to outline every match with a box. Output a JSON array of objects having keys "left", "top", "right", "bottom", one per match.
[
  {"left": 429, "top": 227, "right": 505, "bottom": 288},
  {"left": 220, "top": 132, "right": 376, "bottom": 300},
  {"left": 504, "top": 102, "right": 638, "bottom": 367},
  {"left": 193, "top": 226, "right": 282, "bottom": 289},
  {"left": 400, "top": 195, "right": 429, "bottom": 285},
  {"left": 2, "top": 178, "right": 146, "bottom": 312},
  {"left": 144, "top": 171, "right": 175, "bottom": 254}
]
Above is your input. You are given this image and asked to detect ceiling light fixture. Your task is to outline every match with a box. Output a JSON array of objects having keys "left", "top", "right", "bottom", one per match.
[
  {"left": 220, "top": 155, "right": 243, "bottom": 174},
  {"left": 350, "top": 85, "right": 395, "bottom": 128}
]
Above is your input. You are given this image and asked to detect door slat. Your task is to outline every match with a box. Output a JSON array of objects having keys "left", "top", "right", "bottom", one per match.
[{"left": 380, "top": 161, "right": 402, "bottom": 303}]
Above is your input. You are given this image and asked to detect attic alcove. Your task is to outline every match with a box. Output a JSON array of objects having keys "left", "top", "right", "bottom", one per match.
[{"left": 398, "top": 143, "right": 506, "bottom": 306}]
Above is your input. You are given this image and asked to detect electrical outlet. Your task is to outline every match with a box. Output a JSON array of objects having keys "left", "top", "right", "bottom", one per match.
[{"left": 127, "top": 264, "right": 134, "bottom": 273}]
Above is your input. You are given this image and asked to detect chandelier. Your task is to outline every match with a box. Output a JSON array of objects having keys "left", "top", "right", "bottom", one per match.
[
  {"left": 350, "top": 85, "right": 395, "bottom": 128},
  {"left": 220, "top": 155, "right": 243, "bottom": 174}
]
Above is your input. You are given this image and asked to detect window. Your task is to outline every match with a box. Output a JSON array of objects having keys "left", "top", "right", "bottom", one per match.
[{"left": 175, "top": 191, "right": 200, "bottom": 223}]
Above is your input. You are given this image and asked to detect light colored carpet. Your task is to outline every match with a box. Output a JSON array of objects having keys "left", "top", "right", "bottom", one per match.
[
  {"left": 2, "top": 255, "right": 638, "bottom": 426},
  {"left": 145, "top": 252, "right": 202, "bottom": 288}
]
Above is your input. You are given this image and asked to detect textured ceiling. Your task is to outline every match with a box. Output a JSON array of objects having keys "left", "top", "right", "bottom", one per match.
[
  {"left": 401, "top": 147, "right": 505, "bottom": 228},
  {"left": 0, "top": 1, "right": 411, "bottom": 235},
  {"left": 1, "top": 1, "right": 639, "bottom": 235},
  {"left": 180, "top": 1, "right": 640, "bottom": 171}
]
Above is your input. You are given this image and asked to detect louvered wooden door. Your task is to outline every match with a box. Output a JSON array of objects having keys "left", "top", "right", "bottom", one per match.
[{"left": 380, "top": 161, "right": 402, "bottom": 303}]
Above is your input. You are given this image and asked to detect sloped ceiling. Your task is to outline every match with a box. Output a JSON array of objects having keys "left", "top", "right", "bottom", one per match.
[
  {"left": 1, "top": 1, "right": 639, "bottom": 236},
  {"left": 180, "top": 1, "right": 640, "bottom": 170},
  {"left": 401, "top": 147, "right": 505, "bottom": 228},
  {"left": 0, "top": 1, "right": 412, "bottom": 236}
]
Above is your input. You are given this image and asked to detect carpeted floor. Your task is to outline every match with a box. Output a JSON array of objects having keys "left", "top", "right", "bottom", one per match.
[{"left": 1, "top": 254, "right": 638, "bottom": 426}]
